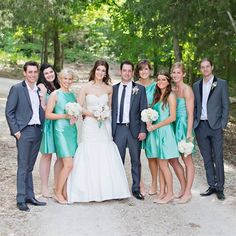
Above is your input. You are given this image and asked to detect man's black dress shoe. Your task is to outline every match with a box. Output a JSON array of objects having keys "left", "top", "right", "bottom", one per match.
[
  {"left": 17, "top": 202, "right": 30, "bottom": 212},
  {"left": 132, "top": 191, "right": 144, "bottom": 200},
  {"left": 200, "top": 187, "right": 216, "bottom": 196},
  {"left": 26, "top": 197, "right": 46, "bottom": 206},
  {"left": 216, "top": 191, "right": 225, "bottom": 200}
]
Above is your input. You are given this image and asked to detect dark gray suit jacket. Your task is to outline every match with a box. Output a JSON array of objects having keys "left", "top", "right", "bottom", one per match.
[
  {"left": 112, "top": 81, "right": 147, "bottom": 138},
  {"left": 193, "top": 76, "right": 229, "bottom": 130},
  {"left": 5, "top": 80, "right": 45, "bottom": 136}
]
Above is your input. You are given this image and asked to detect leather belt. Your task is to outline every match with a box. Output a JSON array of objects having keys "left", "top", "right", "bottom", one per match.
[
  {"left": 28, "top": 124, "right": 41, "bottom": 128},
  {"left": 117, "top": 123, "right": 129, "bottom": 126}
]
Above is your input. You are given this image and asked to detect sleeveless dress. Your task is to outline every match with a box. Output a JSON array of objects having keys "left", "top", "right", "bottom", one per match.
[
  {"left": 67, "top": 94, "right": 131, "bottom": 203},
  {"left": 145, "top": 101, "right": 179, "bottom": 159},
  {"left": 175, "top": 97, "right": 195, "bottom": 153},
  {"left": 53, "top": 90, "right": 78, "bottom": 158},
  {"left": 40, "top": 93, "right": 56, "bottom": 154},
  {"left": 146, "top": 81, "right": 156, "bottom": 107},
  {"left": 142, "top": 81, "right": 156, "bottom": 150}
]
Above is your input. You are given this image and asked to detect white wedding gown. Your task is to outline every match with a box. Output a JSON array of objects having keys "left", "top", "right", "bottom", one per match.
[{"left": 67, "top": 94, "right": 131, "bottom": 203}]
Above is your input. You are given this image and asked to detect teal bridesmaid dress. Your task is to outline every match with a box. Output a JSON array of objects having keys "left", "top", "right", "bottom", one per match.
[
  {"left": 146, "top": 81, "right": 156, "bottom": 107},
  {"left": 145, "top": 101, "right": 179, "bottom": 159},
  {"left": 54, "top": 90, "right": 78, "bottom": 158},
  {"left": 40, "top": 93, "right": 56, "bottom": 154},
  {"left": 142, "top": 81, "right": 156, "bottom": 150},
  {"left": 175, "top": 97, "right": 195, "bottom": 152}
]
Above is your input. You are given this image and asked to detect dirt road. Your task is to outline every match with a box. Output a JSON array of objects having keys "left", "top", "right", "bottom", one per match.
[{"left": 0, "top": 77, "right": 236, "bottom": 236}]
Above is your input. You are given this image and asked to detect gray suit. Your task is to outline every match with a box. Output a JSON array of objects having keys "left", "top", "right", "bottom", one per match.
[
  {"left": 193, "top": 76, "right": 229, "bottom": 191},
  {"left": 112, "top": 82, "right": 147, "bottom": 192},
  {"left": 5, "top": 81, "right": 44, "bottom": 203}
]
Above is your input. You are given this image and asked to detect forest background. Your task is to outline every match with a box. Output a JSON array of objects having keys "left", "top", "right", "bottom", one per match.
[{"left": 0, "top": 0, "right": 236, "bottom": 111}]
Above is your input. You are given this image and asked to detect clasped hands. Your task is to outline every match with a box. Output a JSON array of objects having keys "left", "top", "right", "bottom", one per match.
[{"left": 146, "top": 122, "right": 157, "bottom": 132}]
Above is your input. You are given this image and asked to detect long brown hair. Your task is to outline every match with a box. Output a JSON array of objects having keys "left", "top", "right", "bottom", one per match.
[
  {"left": 89, "top": 60, "right": 111, "bottom": 85},
  {"left": 152, "top": 71, "right": 172, "bottom": 109},
  {"left": 134, "top": 59, "right": 152, "bottom": 78}
]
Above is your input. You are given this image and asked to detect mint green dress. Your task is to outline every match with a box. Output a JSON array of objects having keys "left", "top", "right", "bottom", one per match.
[
  {"left": 145, "top": 101, "right": 179, "bottom": 159},
  {"left": 175, "top": 97, "right": 195, "bottom": 153},
  {"left": 40, "top": 93, "right": 56, "bottom": 154},
  {"left": 54, "top": 90, "right": 78, "bottom": 158},
  {"left": 142, "top": 81, "right": 156, "bottom": 150},
  {"left": 146, "top": 81, "right": 156, "bottom": 107}
]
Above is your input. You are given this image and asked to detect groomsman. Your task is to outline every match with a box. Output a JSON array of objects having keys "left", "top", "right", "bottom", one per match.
[
  {"left": 193, "top": 58, "right": 229, "bottom": 200},
  {"left": 112, "top": 60, "right": 148, "bottom": 200},
  {"left": 5, "top": 61, "right": 46, "bottom": 211}
]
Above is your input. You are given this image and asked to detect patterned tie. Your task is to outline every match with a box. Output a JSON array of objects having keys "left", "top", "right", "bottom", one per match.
[{"left": 119, "top": 85, "right": 127, "bottom": 123}]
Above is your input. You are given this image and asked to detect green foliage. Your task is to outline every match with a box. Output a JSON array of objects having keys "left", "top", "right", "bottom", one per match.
[{"left": 0, "top": 0, "right": 236, "bottom": 93}]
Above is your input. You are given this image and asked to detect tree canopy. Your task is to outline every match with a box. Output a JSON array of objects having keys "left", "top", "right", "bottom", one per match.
[{"left": 0, "top": 0, "right": 236, "bottom": 88}]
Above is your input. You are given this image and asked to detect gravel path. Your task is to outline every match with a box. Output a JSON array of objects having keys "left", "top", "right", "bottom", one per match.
[{"left": 0, "top": 77, "right": 236, "bottom": 236}]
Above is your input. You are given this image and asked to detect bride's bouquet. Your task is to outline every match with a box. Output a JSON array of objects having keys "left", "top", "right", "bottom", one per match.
[
  {"left": 65, "top": 102, "right": 82, "bottom": 124},
  {"left": 141, "top": 108, "right": 159, "bottom": 123},
  {"left": 93, "top": 104, "right": 110, "bottom": 127},
  {"left": 178, "top": 139, "right": 194, "bottom": 157}
]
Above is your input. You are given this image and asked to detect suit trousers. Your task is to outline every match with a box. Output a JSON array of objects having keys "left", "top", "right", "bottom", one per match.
[
  {"left": 195, "top": 120, "right": 224, "bottom": 191},
  {"left": 113, "top": 125, "right": 141, "bottom": 193},
  {"left": 16, "top": 126, "right": 42, "bottom": 203}
]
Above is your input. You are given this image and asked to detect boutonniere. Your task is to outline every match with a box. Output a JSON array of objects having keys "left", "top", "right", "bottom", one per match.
[
  {"left": 211, "top": 81, "right": 217, "bottom": 90},
  {"left": 132, "top": 86, "right": 139, "bottom": 95}
]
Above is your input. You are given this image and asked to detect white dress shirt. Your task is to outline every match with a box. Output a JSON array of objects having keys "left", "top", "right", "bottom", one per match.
[
  {"left": 117, "top": 81, "right": 132, "bottom": 123},
  {"left": 26, "top": 81, "right": 41, "bottom": 125},
  {"left": 201, "top": 76, "right": 214, "bottom": 120}
]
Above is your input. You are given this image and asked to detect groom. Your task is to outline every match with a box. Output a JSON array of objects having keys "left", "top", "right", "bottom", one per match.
[
  {"left": 193, "top": 58, "right": 229, "bottom": 200},
  {"left": 5, "top": 61, "right": 46, "bottom": 211},
  {"left": 112, "top": 60, "right": 148, "bottom": 200}
]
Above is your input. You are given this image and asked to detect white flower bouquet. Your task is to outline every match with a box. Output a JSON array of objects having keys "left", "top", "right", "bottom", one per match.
[
  {"left": 93, "top": 104, "right": 110, "bottom": 127},
  {"left": 65, "top": 102, "right": 82, "bottom": 124},
  {"left": 178, "top": 139, "right": 194, "bottom": 157},
  {"left": 141, "top": 108, "right": 159, "bottom": 123}
]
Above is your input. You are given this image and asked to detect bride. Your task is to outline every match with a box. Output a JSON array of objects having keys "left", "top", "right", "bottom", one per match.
[{"left": 67, "top": 60, "right": 131, "bottom": 202}]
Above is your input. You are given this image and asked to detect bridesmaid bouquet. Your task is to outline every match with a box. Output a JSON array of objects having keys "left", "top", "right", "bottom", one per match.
[
  {"left": 178, "top": 139, "right": 194, "bottom": 157},
  {"left": 65, "top": 102, "right": 82, "bottom": 124},
  {"left": 93, "top": 104, "right": 110, "bottom": 127},
  {"left": 141, "top": 108, "right": 159, "bottom": 123}
]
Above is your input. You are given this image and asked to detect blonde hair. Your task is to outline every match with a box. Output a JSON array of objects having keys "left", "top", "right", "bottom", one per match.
[
  {"left": 58, "top": 69, "right": 75, "bottom": 81},
  {"left": 171, "top": 62, "right": 186, "bottom": 74}
]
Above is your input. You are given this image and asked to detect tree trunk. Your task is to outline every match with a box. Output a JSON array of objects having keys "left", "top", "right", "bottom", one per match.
[
  {"left": 173, "top": 33, "right": 182, "bottom": 62},
  {"left": 41, "top": 29, "right": 49, "bottom": 64},
  {"left": 53, "top": 28, "right": 62, "bottom": 72},
  {"left": 153, "top": 47, "right": 158, "bottom": 77}
]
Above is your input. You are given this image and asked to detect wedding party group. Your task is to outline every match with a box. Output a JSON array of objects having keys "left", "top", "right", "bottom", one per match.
[{"left": 5, "top": 57, "right": 229, "bottom": 212}]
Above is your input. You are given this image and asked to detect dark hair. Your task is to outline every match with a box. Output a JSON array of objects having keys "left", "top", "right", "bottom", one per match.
[
  {"left": 200, "top": 58, "right": 213, "bottom": 67},
  {"left": 23, "top": 61, "right": 39, "bottom": 72},
  {"left": 120, "top": 60, "right": 134, "bottom": 71},
  {"left": 37, "top": 63, "right": 60, "bottom": 94},
  {"left": 134, "top": 59, "right": 152, "bottom": 78},
  {"left": 89, "top": 60, "right": 111, "bottom": 85},
  {"left": 152, "top": 70, "right": 172, "bottom": 109}
]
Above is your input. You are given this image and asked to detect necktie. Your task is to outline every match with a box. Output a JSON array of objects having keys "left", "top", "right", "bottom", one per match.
[{"left": 119, "top": 85, "right": 127, "bottom": 123}]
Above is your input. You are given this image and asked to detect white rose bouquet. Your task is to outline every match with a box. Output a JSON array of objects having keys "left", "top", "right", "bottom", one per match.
[
  {"left": 93, "top": 104, "right": 110, "bottom": 127},
  {"left": 65, "top": 102, "right": 82, "bottom": 124},
  {"left": 178, "top": 139, "right": 194, "bottom": 157},
  {"left": 141, "top": 108, "right": 159, "bottom": 123}
]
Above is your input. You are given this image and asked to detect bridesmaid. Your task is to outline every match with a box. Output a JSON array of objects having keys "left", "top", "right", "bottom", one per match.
[
  {"left": 146, "top": 71, "right": 179, "bottom": 204},
  {"left": 37, "top": 64, "right": 61, "bottom": 197},
  {"left": 171, "top": 62, "right": 195, "bottom": 203},
  {"left": 135, "top": 60, "right": 158, "bottom": 196},
  {"left": 46, "top": 69, "right": 78, "bottom": 204}
]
